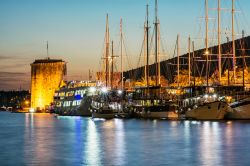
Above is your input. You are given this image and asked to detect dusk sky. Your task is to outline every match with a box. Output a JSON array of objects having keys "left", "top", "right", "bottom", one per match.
[{"left": 0, "top": 0, "right": 249, "bottom": 90}]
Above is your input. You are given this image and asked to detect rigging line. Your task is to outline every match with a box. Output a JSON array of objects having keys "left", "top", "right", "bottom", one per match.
[
  {"left": 160, "top": 37, "right": 167, "bottom": 61},
  {"left": 172, "top": 39, "right": 177, "bottom": 59},
  {"left": 149, "top": 26, "right": 155, "bottom": 64},
  {"left": 198, "top": 61, "right": 204, "bottom": 80},
  {"left": 158, "top": 23, "right": 170, "bottom": 62},
  {"left": 123, "top": 40, "right": 132, "bottom": 70},
  {"left": 158, "top": 26, "right": 168, "bottom": 60},
  {"left": 98, "top": 32, "right": 107, "bottom": 82},
  {"left": 240, "top": 32, "right": 247, "bottom": 68},
  {"left": 136, "top": 35, "right": 146, "bottom": 73},
  {"left": 160, "top": 42, "right": 169, "bottom": 77},
  {"left": 236, "top": 0, "right": 250, "bottom": 34},
  {"left": 121, "top": 34, "right": 133, "bottom": 70}
]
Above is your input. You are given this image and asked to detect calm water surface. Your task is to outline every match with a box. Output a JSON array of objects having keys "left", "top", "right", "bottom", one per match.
[{"left": 0, "top": 112, "right": 250, "bottom": 166}]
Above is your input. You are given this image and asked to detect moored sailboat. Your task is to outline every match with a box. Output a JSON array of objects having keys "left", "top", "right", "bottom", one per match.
[
  {"left": 91, "top": 14, "right": 115, "bottom": 119},
  {"left": 184, "top": 0, "right": 232, "bottom": 120},
  {"left": 131, "top": 1, "right": 179, "bottom": 119}
]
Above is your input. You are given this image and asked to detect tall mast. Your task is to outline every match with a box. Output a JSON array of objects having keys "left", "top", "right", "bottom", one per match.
[
  {"left": 105, "top": 14, "right": 110, "bottom": 87},
  {"left": 144, "top": 23, "right": 147, "bottom": 83},
  {"left": 154, "top": 0, "right": 160, "bottom": 86},
  {"left": 157, "top": 27, "right": 161, "bottom": 86},
  {"left": 188, "top": 36, "right": 191, "bottom": 86},
  {"left": 146, "top": 4, "right": 150, "bottom": 88},
  {"left": 227, "top": 36, "right": 230, "bottom": 86},
  {"left": 218, "top": 0, "right": 222, "bottom": 83},
  {"left": 177, "top": 34, "right": 180, "bottom": 88},
  {"left": 120, "top": 18, "right": 124, "bottom": 90},
  {"left": 232, "top": 0, "right": 236, "bottom": 84},
  {"left": 242, "top": 30, "right": 245, "bottom": 88},
  {"left": 205, "top": 0, "right": 209, "bottom": 89},
  {"left": 192, "top": 41, "right": 196, "bottom": 88},
  {"left": 111, "top": 41, "right": 114, "bottom": 89},
  {"left": 89, "top": 69, "right": 91, "bottom": 81},
  {"left": 205, "top": 0, "right": 209, "bottom": 52}
]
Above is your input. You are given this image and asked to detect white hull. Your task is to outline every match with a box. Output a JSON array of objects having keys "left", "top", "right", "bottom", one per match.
[{"left": 185, "top": 101, "right": 229, "bottom": 120}]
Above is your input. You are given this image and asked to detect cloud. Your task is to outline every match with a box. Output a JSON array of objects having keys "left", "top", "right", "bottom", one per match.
[
  {"left": 0, "top": 81, "right": 30, "bottom": 91},
  {"left": 0, "top": 54, "right": 34, "bottom": 63},
  {"left": 0, "top": 55, "right": 11, "bottom": 60},
  {"left": 0, "top": 71, "right": 28, "bottom": 77},
  {"left": 0, "top": 63, "right": 28, "bottom": 70},
  {"left": 0, "top": 72, "right": 30, "bottom": 90},
  {"left": 0, "top": 54, "right": 22, "bottom": 60}
]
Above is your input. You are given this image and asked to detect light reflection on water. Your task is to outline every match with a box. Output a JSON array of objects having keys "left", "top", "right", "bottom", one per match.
[
  {"left": 1, "top": 112, "right": 250, "bottom": 166},
  {"left": 84, "top": 119, "right": 100, "bottom": 165},
  {"left": 200, "top": 122, "right": 222, "bottom": 166}
]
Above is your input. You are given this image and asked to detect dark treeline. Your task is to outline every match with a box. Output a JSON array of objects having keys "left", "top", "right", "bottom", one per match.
[{"left": 0, "top": 91, "right": 30, "bottom": 108}]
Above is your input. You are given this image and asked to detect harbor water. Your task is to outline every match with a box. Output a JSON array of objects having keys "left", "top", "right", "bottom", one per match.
[{"left": 0, "top": 112, "right": 250, "bottom": 166}]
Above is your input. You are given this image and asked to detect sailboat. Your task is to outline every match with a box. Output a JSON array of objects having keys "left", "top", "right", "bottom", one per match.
[
  {"left": 185, "top": 0, "right": 231, "bottom": 120},
  {"left": 91, "top": 14, "right": 115, "bottom": 119},
  {"left": 131, "top": 0, "right": 179, "bottom": 119},
  {"left": 113, "top": 18, "right": 134, "bottom": 119}
]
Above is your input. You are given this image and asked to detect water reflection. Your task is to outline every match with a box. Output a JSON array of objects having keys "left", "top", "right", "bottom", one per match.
[
  {"left": 113, "top": 119, "right": 126, "bottom": 165},
  {"left": 83, "top": 119, "right": 101, "bottom": 165},
  {"left": 183, "top": 121, "right": 191, "bottom": 151},
  {"left": 200, "top": 122, "right": 222, "bottom": 166},
  {"left": 24, "top": 113, "right": 56, "bottom": 165},
  {"left": 224, "top": 121, "right": 234, "bottom": 166},
  {"left": 1, "top": 112, "right": 250, "bottom": 165}
]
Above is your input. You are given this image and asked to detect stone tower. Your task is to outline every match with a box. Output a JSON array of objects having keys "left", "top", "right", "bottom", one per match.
[{"left": 30, "top": 58, "right": 66, "bottom": 111}]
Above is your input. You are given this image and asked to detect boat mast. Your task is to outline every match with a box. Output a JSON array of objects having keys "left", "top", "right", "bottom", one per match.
[
  {"left": 105, "top": 14, "right": 110, "bottom": 87},
  {"left": 155, "top": 0, "right": 160, "bottom": 86},
  {"left": 157, "top": 21, "right": 161, "bottom": 86},
  {"left": 120, "top": 18, "right": 124, "bottom": 90},
  {"left": 192, "top": 41, "right": 196, "bottom": 88},
  {"left": 146, "top": 4, "right": 150, "bottom": 88},
  {"left": 205, "top": 0, "right": 209, "bottom": 90},
  {"left": 111, "top": 41, "right": 114, "bottom": 89},
  {"left": 218, "top": 0, "right": 222, "bottom": 83},
  {"left": 227, "top": 36, "right": 230, "bottom": 86},
  {"left": 232, "top": 0, "right": 236, "bottom": 84},
  {"left": 177, "top": 34, "right": 180, "bottom": 88},
  {"left": 144, "top": 23, "right": 147, "bottom": 84},
  {"left": 89, "top": 69, "right": 91, "bottom": 81},
  {"left": 188, "top": 36, "right": 191, "bottom": 86},
  {"left": 242, "top": 30, "right": 245, "bottom": 88}
]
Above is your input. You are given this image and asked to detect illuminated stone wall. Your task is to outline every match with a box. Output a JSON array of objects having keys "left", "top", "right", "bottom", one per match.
[{"left": 31, "top": 59, "right": 66, "bottom": 110}]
